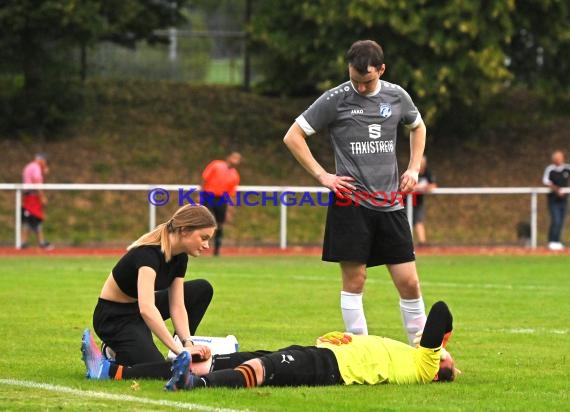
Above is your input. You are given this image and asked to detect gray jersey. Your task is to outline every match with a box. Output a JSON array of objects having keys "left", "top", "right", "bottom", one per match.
[{"left": 296, "top": 80, "right": 422, "bottom": 211}]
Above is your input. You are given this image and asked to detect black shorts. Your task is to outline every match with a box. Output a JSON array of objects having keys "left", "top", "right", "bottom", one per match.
[
  {"left": 93, "top": 298, "right": 166, "bottom": 365},
  {"left": 21, "top": 208, "right": 43, "bottom": 231},
  {"left": 259, "top": 345, "right": 342, "bottom": 387},
  {"left": 323, "top": 201, "right": 415, "bottom": 267},
  {"left": 413, "top": 203, "right": 426, "bottom": 224},
  {"left": 203, "top": 196, "right": 228, "bottom": 225}
]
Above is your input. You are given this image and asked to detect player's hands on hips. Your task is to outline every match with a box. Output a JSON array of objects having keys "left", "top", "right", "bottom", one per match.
[
  {"left": 183, "top": 344, "right": 211, "bottom": 361},
  {"left": 400, "top": 169, "right": 419, "bottom": 193},
  {"left": 318, "top": 173, "right": 356, "bottom": 196}
]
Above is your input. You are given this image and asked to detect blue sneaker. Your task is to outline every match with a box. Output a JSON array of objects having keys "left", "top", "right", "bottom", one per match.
[
  {"left": 165, "top": 351, "right": 200, "bottom": 391},
  {"left": 81, "top": 329, "right": 110, "bottom": 380}
]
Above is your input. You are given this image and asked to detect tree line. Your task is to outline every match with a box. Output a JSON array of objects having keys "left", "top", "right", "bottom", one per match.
[{"left": 0, "top": 0, "right": 568, "bottom": 135}]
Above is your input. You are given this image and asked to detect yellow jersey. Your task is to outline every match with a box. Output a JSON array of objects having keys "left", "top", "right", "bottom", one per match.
[{"left": 316, "top": 332, "right": 440, "bottom": 385}]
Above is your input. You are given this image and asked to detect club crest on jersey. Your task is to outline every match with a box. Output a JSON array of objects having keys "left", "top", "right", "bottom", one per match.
[{"left": 379, "top": 103, "right": 392, "bottom": 118}]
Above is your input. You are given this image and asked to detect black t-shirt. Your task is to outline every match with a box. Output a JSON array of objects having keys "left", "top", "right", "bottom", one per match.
[
  {"left": 112, "top": 245, "right": 188, "bottom": 298},
  {"left": 544, "top": 164, "right": 570, "bottom": 200},
  {"left": 415, "top": 168, "right": 435, "bottom": 207}
]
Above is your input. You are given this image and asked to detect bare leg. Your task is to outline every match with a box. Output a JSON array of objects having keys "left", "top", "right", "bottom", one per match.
[
  {"left": 387, "top": 261, "right": 421, "bottom": 299},
  {"left": 414, "top": 222, "right": 427, "bottom": 244}
]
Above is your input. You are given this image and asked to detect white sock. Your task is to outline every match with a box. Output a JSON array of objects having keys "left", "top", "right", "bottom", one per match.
[
  {"left": 400, "top": 297, "right": 427, "bottom": 346},
  {"left": 341, "top": 291, "right": 368, "bottom": 335}
]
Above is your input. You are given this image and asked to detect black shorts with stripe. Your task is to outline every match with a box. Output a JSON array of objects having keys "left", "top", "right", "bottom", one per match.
[
  {"left": 261, "top": 345, "right": 342, "bottom": 387},
  {"left": 322, "top": 201, "right": 415, "bottom": 267},
  {"left": 211, "top": 346, "right": 342, "bottom": 387}
]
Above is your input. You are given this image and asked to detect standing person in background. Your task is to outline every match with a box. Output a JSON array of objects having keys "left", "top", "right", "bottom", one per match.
[
  {"left": 20, "top": 153, "right": 52, "bottom": 249},
  {"left": 283, "top": 39, "right": 427, "bottom": 345},
  {"left": 201, "top": 151, "right": 242, "bottom": 256},
  {"left": 413, "top": 156, "right": 437, "bottom": 246},
  {"left": 542, "top": 150, "right": 570, "bottom": 251}
]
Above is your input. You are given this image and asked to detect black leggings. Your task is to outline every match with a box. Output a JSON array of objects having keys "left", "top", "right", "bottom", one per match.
[{"left": 93, "top": 279, "right": 213, "bottom": 379}]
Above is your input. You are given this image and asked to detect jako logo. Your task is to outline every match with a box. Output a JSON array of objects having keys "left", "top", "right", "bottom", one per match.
[
  {"left": 368, "top": 124, "right": 382, "bottom": 139},
  {"left": 351, "top": 109, "right": 364, "bottom": 115}
]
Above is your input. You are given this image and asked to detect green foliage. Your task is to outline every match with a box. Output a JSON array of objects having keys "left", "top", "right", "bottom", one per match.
[
  {"left": 248, "top": 0, "right": 568, "bottom": 126},
  {"left": 0, "top": 255, "right": 569, "bottom": 410},
  {"left": 507, "top": 0, "right": 570, "bottom": 96},
  {"left": 0, "top": 0, "right": 190, "bottom": 135}
]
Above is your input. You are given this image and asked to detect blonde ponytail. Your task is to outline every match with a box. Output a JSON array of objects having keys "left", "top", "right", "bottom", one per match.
[{"left": 127, "top": 205, "right": 216, "bottom": 261}]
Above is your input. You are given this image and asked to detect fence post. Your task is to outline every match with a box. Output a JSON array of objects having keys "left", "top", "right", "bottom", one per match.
[
  {"left": 15, "top": 189, "right": 22, "bottom": 249},
  {"left": 406, "top": 193, "right": 414, "bottom": 236},
  {"left": 149, "top": 202, "right": 156, "bottom": 231},
  {"left": 530, "top": 190, "right": 538, "bottom": 249},
  {"left": 280, "top": 200, "right": 287, "bottom": 249}
]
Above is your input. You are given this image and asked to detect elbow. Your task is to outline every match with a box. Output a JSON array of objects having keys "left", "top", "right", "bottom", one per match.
[
  {"left": 138, "top": 303, "right": 155, "bottom": 320},
  {"left": 283, "top": 123, "right": 303, "bottom": 148}
]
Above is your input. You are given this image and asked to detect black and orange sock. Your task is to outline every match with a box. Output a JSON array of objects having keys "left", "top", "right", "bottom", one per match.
[
  {"left": 203, "top": 364, "right": 258, "bottom": 388},
  {"left": 235, "top": 364, "right": 257, "bottom": 388},
  {"left": 108, "top": 362, "right": 172, "bottom": 380},
  {"left": 107, "top": 364, "right": 123, "bottom": 380},
  {"left": 114, "top": 365, "right": 123, "bottom": 380}
]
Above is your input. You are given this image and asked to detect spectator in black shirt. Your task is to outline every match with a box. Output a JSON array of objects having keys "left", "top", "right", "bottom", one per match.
[
  {"left": 413, "top": 156, "right": 437, "bottom": 246},
  {"left": 542, "top": 150, "right": 570, "bottom": 250}
]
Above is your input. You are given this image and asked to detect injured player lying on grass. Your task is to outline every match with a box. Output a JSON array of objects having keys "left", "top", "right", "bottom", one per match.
[{"left": 164, "top": 301, "right": 460, "bottom": 391}]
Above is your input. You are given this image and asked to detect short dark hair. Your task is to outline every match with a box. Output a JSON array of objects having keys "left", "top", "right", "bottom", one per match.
[
  {"left": 435, "top": 366, "right": 455, "bottom": 382},
  {"left": 346, "top": 40, "right": 384, "bottom": 74}
]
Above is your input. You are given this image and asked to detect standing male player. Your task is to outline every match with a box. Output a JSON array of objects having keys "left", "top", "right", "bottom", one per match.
[{"left": 283, "top": 40, "right": 427, "bottom": 345}]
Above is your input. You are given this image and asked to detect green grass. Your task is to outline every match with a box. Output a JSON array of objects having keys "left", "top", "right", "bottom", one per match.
[{"left": 0, "top": 254, "right": 569, "bottom": 411}]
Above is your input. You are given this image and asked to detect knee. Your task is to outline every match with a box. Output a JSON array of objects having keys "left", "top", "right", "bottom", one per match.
[
  {"left": 399, "top": 277, "right": 421, "bottom": 297},
  {"left": 342, "top": 273, "right": 366, "bottom": 293},
  {"left": 184, "top": 279, "right": 214, "bottom": 303},
  {"left": 244, "top": 359, "right": 264, "bottom": 386},
  {"left": 341, "top": 263, "right": 367, "bottom": 285}
]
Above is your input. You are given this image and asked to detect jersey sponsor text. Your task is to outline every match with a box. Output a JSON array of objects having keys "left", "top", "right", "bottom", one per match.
[{"left": 350, "top": 140, "right": 394, "bottom": 155}]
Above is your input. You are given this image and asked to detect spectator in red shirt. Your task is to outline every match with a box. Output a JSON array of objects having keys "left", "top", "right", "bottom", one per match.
[
  {"left": 21, "top": 153, "right": 52, "bottom": 249},
  {"left": 201, "top": 152, "right": 242, "bottom": 256}
]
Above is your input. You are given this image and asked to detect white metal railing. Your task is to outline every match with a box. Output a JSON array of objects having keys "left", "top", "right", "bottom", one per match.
[{"left": 1, "top": 183, "right": 567, "bottom": 249}]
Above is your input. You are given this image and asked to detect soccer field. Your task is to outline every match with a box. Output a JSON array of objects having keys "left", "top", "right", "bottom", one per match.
[{"left": 0, "top": 254, "right": 568, "bottom": 411}]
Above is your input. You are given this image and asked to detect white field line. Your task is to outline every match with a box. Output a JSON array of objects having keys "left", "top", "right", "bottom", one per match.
[
  {"left": 285, "top": 275, "right": 558, "bottom": 291},
  {"left": 494, "top": 328, "right": 568, "bottom": 335},
  {"left": 0, "top": 379, "right": 243, "bottom": 412}
]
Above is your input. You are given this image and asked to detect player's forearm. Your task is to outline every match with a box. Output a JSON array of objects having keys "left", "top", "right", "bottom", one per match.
[
  {"left": 170, "top": 304, "right": 191, "bottom": 346},
  {"left": 408, "top": 122, "right": 426, "bottom": 172},
  {"left": 283, "top": 123, "right": 327, "bottom": 181},
  {"left": 140, "top": 304, "right": 181, "bottom": 353}
]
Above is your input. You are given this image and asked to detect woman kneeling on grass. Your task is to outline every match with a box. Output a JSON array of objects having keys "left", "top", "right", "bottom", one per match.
[{"left": 81, "top": 204, "right": 217, "bottom": 380}]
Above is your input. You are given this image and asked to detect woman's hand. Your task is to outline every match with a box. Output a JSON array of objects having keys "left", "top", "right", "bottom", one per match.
[{"left": 183, "top": 344, "right": 211, "bottom": 361}]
